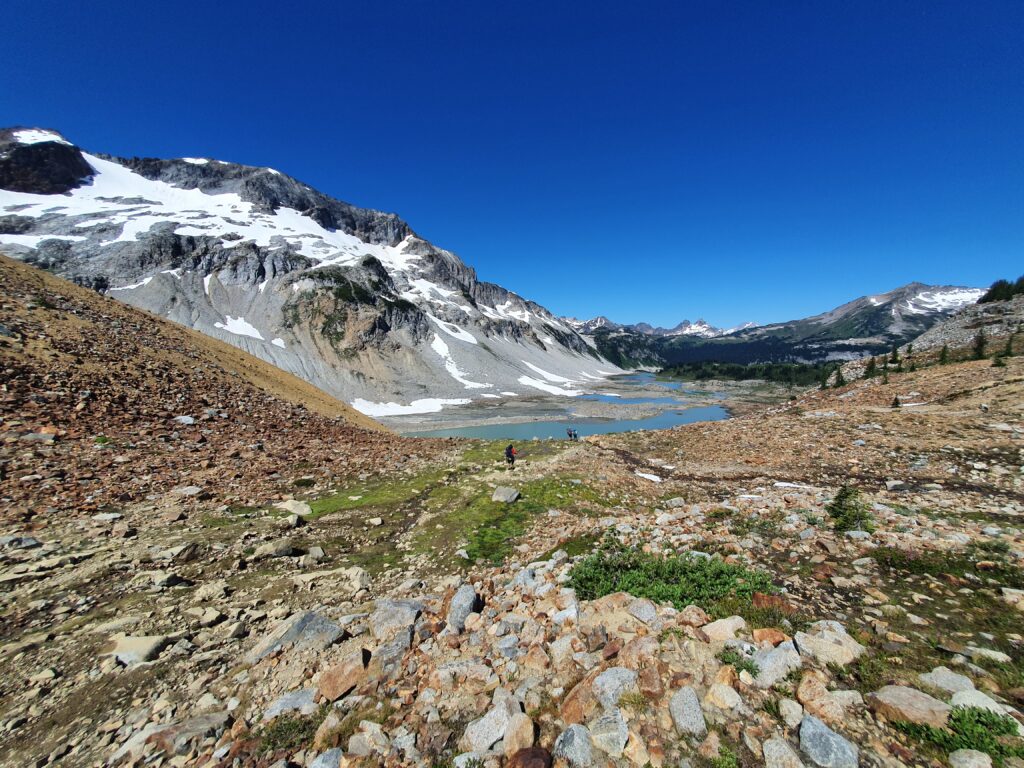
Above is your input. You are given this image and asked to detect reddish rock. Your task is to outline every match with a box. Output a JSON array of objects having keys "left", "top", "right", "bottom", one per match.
[
  {"left": 507, "top": 748, "right": 552, "bottom": 768},
  {"left": 753, "top": 628, "right": 788, "bottom": 646},
  {"left": 318, "top": 650, "right": 369, "bottom": 702}
]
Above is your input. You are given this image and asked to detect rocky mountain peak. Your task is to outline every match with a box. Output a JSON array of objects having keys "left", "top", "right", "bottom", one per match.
[{"left": 0, "top": 127, "right": 93, "bottom": 194}]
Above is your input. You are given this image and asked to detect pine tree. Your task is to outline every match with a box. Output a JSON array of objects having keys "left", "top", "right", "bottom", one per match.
[
  {"left": 939, "top": 344, "right": 949, "bottom": 365},
  {"left": 834, "top": 367, "right": 846, "bottom": 388},
  {"left": 889, "top": 345, "right": 900, "bottom": 364},
  {"left": 1004, "top": 333, "right": 1015, "bottom": 358},
  {"left": 863, "top": 358, "right": 877, "bottom": 379},
  {"left": 993, "top": 356, "right": 1006, "bottom": 368},
  {"left": 882, "top": 370, "right": 889, "bottom": 384},
  {"left": 973, "top": 330, "right": 988, "bottom": 360}
]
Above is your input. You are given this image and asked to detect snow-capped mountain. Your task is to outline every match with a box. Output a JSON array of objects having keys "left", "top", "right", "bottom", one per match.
[
  {"left": 565, "top": 316, "right": 758, "bottom": 339},
  {"left": 0, "top": 127, "right": 620, "bottom": 415},
  {"left": 579, "top": 283, "right": 983, "bottom": 368},
  {"left": 563, "top": 316, "right": 622, "bottom": 334}
]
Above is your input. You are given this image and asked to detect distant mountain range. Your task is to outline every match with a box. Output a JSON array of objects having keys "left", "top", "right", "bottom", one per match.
[
  {"left": 564, "top": 316, "right": 758, "bottom": 338},
  {"left": 0, "top": 127, "right": 619, "bottom": 416},
  {"left": 574, "top": 283, "right": 984, "bottom": 368}
]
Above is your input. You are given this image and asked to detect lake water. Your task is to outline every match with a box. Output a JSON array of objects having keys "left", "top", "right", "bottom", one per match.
[{"left": 406, "top": 404, "right": 729, "bottom": 439}]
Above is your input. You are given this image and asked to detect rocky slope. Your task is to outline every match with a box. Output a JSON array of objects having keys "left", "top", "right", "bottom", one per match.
[
  {"left": 2, "top": 265, "right": 1023, "bottom": 767},
  {"left": 582, "top": 284, "right": 983, "bottom": 369},
  {"left": 0, "top": 253, "right": 446, "bottom": 519},
  {"left": 0, "top": 127, "right": 618, "bottom": 416}
]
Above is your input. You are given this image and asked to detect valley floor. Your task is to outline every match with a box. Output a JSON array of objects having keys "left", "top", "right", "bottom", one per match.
[{"left": 1, "top": 256, "right": 1023, "bottom": 768}]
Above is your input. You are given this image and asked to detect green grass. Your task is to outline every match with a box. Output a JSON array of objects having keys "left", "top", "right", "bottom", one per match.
[
  {"left": 540, "top": 533, "right": 601, "bottom": 561},
  {"left": 717, "top": 648, "right": 760, "bottom": 677},
  {"left": 894, "top": 707, "right": 1024, "bottom": 767},
  {"left": 257, "top": 710, "right": 326, "bottom": 752},
  {"left": 707, "top": 744, "right": 740, "bottom": 768},
  {"left": 568, "top": 537, "right": 775, "bottom": 611},
  {"left": 305, "top": 467, "right": 448, "bottom": 519},
  {"left": 707, "top": 595, "right": 811, "bottom": 632},
  {"left": 422, "top": 477, "right": 611, "bottom": 565},
  {"left": 731, "top": 511, "right": 785, "bottom": 538}
]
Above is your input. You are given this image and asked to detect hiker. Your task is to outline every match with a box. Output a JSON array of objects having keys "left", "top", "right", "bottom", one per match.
[
  {"left": 504, "top": 443, "right": 517, "bottom": 468},
  {"left": 566, "top": 428, "right": 574, "bottom": 441}
]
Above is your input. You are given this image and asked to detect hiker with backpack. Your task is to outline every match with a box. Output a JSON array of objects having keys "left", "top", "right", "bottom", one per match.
[{"left": 504, "top": 443, "right": 517, "bottom": 469}]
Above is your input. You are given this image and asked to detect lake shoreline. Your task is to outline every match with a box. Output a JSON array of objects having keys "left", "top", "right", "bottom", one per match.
[{"left": 383, "top": 373, "right": 794, "bottom": 439}]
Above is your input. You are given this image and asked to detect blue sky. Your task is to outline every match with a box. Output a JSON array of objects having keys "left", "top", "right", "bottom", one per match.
[{"left": 3, "top": 1, "right": 1021, "bottom": 327}]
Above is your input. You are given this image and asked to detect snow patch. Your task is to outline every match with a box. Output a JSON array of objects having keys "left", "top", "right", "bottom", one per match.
[
  {"left": 12, "top": 129, "right": 70, "bottom": 146},
  {"left": 517, "top": 376, "right": 579, "bottom": 396},
  {"left": 905, "top": 288, "right": 985, "bottom": 314},
  {"left": 182, "top": 157, "right": 209, "bottom": 165},
  {"left": 109, "top": 276, "right": 154, "bottom": 291},
  {"left": 635, "top": 472, "right": 663, "bottom": 483},
  {"left": 427, "top": 314, "right": 477, "bottom": 344},
  {"left": 522, "top": 361, "right": 576, "bottom": 384},
  {"left": 214, "top": 315, "right": 264, "bottom": 340},
  {"left": 271, "top": 338, "right": 286, "bottom": 348},
  {"left": 430, "top": 334, "right": 490, "bottom": 389},
  {"left": 351, "top": 397, "right": 472, "bottom": 416},
  {"left": 0, "top": 234, "right": 86, "bottom": 248},
  {"left": 203, "top": 274, "right": 213, "bottom": 296}
]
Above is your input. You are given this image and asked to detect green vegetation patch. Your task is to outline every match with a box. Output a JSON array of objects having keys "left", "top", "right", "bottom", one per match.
[
  {"left": 568, "top": 537, "right": 775, "bottom": 611},
  {"left": 873, "top": 546, "right": 1024, "bottom": 589},
  {"left": 540, "top": 533, "right": 601, "bottom": 561},
  {"left": 423, "top": 476, "right": 610, "bottom": 565},
  {"left": 717, "top": 648, "right": 760, "bottom": 677},
  {"left": 306, "top": 467, "right": 448, "bottom": 519},
  {"left": 258, "top": 711, "right": 326, "bottom": 752},
  {"left": 894, "top": 706, "right": 1024, "bottom": 766}
]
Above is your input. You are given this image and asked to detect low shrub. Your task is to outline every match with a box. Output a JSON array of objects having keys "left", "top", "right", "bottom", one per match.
[
  {"left": 567, "top": 536, "right": 774, "bottom": 611},
  {"left": 894, "top": 706, "right": 1024, "bottom": 766}
]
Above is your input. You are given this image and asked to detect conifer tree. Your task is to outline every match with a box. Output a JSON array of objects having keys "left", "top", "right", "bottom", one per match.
[
  {"left": 973, "top": 330, "right": 987, "bottom": 360},
  {"left": 863, "top": 358, "right": 877, "bottom": 378},
  {"left": 939, "top": 344, "right": 949, "bottom": 365}
]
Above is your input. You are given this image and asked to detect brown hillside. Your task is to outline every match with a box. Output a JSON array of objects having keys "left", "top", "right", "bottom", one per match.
[{"left": 0, "top": 254, "right": 445, "bottom": 520}]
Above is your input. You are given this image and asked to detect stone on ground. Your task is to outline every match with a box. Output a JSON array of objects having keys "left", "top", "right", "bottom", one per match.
[
  {"left": 866, "top": 685, "right": 951, "bottom": 727},
  {"left": 799, "top": 715, "right": 859, "bottom": 768}
]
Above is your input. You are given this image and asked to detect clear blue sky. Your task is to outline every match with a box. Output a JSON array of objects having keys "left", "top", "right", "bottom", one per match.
[{"left": 3, "top": 1, "right": 1022, "bottom": 327}]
